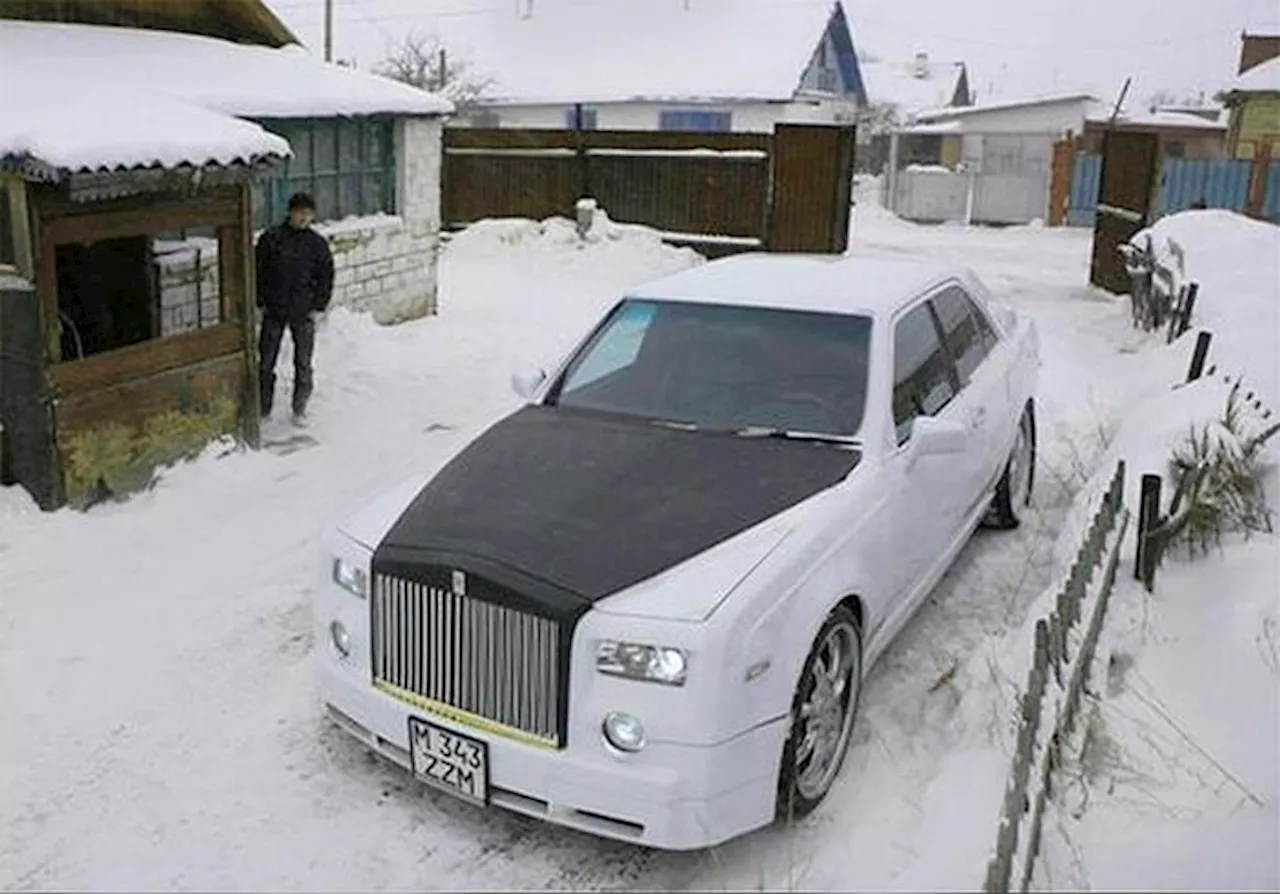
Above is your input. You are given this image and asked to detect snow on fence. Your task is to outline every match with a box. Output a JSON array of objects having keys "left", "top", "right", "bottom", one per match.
[{"left": 983, "top": 462, "right": 1129, "bottom": 894}]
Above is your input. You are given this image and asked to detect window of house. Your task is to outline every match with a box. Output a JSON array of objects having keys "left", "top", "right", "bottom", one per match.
[
  {"left": 902, "top": 134, "right": 944, "bottom": 167},
  {"left": 892, "top": 301, "right": 958, "bottom": 445},
  {"left": 659, "top": 110, "right": 732, "bottom": 132},
  {"left": 253, "top": 117, "right": 397, "bottom": 230},
  {"left": 564, "top": 107, "right": 599, "bottom": 130},
  {"left": 930, "top": 285, "right": 997, "bottom": 385}
]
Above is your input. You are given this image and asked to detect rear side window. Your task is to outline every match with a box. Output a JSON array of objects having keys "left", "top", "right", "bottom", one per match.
[
  {"left": 892, "top": 302, "right": 957, "bottom": 445},
  {"left": 931, "top": 285, "right": 998, "bottom": 385}
]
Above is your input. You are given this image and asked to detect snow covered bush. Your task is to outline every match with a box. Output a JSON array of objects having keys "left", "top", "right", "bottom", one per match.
[{"left": 1159, "top": 380, "right": 1279, "bottom": 558}]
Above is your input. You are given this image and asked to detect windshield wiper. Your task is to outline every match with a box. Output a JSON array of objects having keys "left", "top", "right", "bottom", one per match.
[
  {"left": 650, "top": 418, "right": 700, "bottom": 432},
  {"left": 734, "top": 426, "right": 861, "bottom": 448}
]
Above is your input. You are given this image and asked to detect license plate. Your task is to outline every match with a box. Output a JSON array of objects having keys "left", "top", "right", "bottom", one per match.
[{"left": 407, "top": 717, "right": 489, "bottom": 806}]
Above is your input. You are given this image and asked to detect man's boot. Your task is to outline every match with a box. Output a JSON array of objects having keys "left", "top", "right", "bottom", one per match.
[
  {"left": 260, "top": 375, "right": 275, "bottom": 419},
  {"left": 291, "top": 383, "right": 311, "bottom": 425}
]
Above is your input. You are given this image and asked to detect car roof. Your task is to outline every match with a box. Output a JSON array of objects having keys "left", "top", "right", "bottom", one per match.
[{"left": 626, "top": 252, "right": 963, "bottom": 317}]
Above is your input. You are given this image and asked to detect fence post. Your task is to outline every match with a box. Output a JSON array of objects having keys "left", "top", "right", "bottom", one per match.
[
  {"left": 572, "top": 103, "right": 591, "bottom": 201},
  {"left": 1245, "top": 149, "right": 1271, "bottom": 219},
  {"left": 1186, "top": 330, "right": 1212, "bottom": 383},
  {"left": 1135, "top": 474, "right": 1162, "bottom": 591},
  {"left": 1175, "top": 282, "right": 1199, "bottom": 340}
]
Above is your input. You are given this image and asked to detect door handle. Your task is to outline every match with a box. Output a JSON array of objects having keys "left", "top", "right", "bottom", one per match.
[{"left": 970, "top": 407, "right": 987, "bottom": 429}]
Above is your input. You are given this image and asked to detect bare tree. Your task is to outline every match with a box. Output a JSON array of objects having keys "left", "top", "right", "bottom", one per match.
[{"left": 377, "top": 31, "right": 494, "bottom": 107}]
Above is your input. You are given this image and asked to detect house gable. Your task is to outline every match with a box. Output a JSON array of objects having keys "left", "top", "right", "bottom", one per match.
[{"left": 797, "top": 4, "right": 867, "bottom": 104}]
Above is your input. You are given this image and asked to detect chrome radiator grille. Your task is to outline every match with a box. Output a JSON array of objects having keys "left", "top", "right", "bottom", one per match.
[{"left": 371, "top": 574, "right": 563, "bottom": 747}]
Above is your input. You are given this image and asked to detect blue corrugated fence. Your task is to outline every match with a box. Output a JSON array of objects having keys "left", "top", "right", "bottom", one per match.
[
  {"left": 1067, "top": 154, "right": 1280, "bottom": 226},
  {"left": 1265, "top": 161, "right": 1280, "bottom": 222},
  {"left": 1068, "top": 153, "right": 1101, "bottom": 226},
  {"left": 1155, "top": 159, "right": 1253, "bottom": 216}
]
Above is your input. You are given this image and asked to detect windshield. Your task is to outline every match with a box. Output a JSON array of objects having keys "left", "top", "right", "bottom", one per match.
[{"left": 549, "top": 299, "right": 873, "bottom": 437}]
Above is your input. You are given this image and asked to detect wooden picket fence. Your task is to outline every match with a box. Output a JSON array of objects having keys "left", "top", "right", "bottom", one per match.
[{"left": 983, "top": 461, "right": 1129, "bottom": 893}]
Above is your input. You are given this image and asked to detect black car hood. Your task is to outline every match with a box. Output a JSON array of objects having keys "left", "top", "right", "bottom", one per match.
[{"left": 373, "top": 405, "right": 861, "bottom": 603}]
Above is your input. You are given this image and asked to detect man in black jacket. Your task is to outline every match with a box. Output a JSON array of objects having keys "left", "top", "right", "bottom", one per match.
[{"left": 255, "top": 192, "right": 335, "bottom": 422}]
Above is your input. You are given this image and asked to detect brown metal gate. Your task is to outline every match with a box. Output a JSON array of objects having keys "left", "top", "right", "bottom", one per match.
[
  {"left": 442, "top": 124, "right": 855, "bottom": 256},
  {"left": 1088, "top": 130, "right": 1159, "bottom": 294},
  {"left": 767, "top": 124, "right": 857, "bottom": 253}
]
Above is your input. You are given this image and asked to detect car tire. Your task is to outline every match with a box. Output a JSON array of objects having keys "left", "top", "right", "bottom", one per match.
[
  {"left": 987, "top": 403, "right": 1036, "bottom": 530},
  {"left": 776, "top": 605, "right": 863, "bottom": 824}
]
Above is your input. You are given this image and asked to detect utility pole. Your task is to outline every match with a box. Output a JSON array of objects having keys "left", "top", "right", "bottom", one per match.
[{"left": 323, "top": 0, "right": 334, "bottom": 62}]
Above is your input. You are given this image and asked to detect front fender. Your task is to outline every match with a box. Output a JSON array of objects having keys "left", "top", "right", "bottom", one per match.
[{"left": 715, "top": 481, "right": 890, "bottom": 737}]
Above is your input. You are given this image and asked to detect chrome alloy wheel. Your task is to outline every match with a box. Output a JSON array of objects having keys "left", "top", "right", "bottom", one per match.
[{"left": 792, "top": 619, "right": 862, "bottom": 802}]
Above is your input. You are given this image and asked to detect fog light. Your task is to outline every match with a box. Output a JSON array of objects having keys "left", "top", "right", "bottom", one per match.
[
  {"left": 601, "top": 711, "right": 646, "bottom": 753},
  {"left": 330, "top": 620, "right": 351, "bottom": 658}
]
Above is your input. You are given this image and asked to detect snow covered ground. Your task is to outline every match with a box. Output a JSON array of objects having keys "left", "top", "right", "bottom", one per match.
[{"left": 1, "top": 186, "right": 1273, "bottom": 891}]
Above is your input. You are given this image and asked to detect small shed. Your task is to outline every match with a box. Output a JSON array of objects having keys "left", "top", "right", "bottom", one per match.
[
  {"left": 0, "top": 78, "right": 289, "bottom": 510},
  {"left": 0, "top": 2, "right": 452, "bottom": 511}
]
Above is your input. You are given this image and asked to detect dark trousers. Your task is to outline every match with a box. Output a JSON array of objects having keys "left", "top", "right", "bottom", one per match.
[{"left": 258, "top": 312, "right": 316, "bottom": 415}]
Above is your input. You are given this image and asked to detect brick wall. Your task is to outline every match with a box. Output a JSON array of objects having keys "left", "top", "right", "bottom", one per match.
[
  {"left": 154, "top": 116, "right": 444, "bottom": 333},
  {"left": 153, "top": 237, "right": 220, "bottom": 338}
]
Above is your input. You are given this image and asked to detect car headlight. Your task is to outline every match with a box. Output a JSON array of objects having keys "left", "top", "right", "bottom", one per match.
[
  {"left": 595, "top": 640, "right": 688, "bottom": 686},
  {"left": 332, "top": 557, "right": 368, "bottom": 598}
]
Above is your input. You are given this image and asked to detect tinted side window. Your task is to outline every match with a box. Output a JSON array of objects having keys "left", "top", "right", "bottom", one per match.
[
  {"left": 892, "top": 303, "right": 957, "bottom": 445},
  {"left": 932, "top": 285, "right": 997, "bottom": 385}
]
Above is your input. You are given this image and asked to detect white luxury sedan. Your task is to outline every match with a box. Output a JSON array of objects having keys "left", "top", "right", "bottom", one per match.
[{"left": 314, "top": 253, "right": 1040, "bottom": 850}]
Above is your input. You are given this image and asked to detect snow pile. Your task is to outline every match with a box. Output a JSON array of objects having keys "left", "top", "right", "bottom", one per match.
[
  {"left": 1131, "top": 210, "right": 1280, "bottom": 409},
  {"left": 1029, "top": 210, "right": 1280, "bottom": 890}
]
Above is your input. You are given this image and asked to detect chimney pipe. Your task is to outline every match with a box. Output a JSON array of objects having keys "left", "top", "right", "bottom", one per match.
[{"left": 913, "top": 51, "right": 929, "bottom": 78}]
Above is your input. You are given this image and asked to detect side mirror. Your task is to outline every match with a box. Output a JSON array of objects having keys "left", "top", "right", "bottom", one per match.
[
  {"left": 910, "top": 415, "right": 967, "bottom": 457},
  {"left": 511, "top": 367, "right": 548, "bottom": 401}
]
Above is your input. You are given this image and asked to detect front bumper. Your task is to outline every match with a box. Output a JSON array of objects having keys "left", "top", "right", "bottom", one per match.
[{"left": 315, "top": 657, "right": 787, "bottom": 850}]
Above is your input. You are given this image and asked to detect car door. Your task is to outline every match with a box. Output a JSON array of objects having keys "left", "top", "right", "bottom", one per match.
[
  {"left": 928, "top": 284, "right": 1006, "bottom": 527},
  {"left": 877, "top": 298, "right": 965, "bottom": 612}
]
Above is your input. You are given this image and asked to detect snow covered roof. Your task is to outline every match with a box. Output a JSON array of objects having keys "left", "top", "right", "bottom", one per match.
[
  {"left": 0, "top": 19, "right": 451, "bottom": 176},
  {"left": 431, "top": 0, "right": 844, "bottom": 105},
  {"left": 1228, "top": 55, "right": 1280, "bottom": 94},
  {"left": 0, "top": 75, "right": 290, "bottom": 177},
  {"left": 897, "top": 120, "right": 964, "bottom": 135},
  {"left": 1084, "top": 105, "right": 1227, "bottom": 130},
  {"left": 0, "top": 20, "right": 452, "bottom": 120},
  {"left": 913, "top": 91, "right": 1096, "bottom": 122},
  {"left": 860, "top": 58, "right": 966, "bottom": 117}
]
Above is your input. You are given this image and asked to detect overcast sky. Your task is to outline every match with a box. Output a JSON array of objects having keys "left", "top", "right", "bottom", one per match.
[{"left": 267, "top": 0, "right": 1280, "bottom": 105}]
